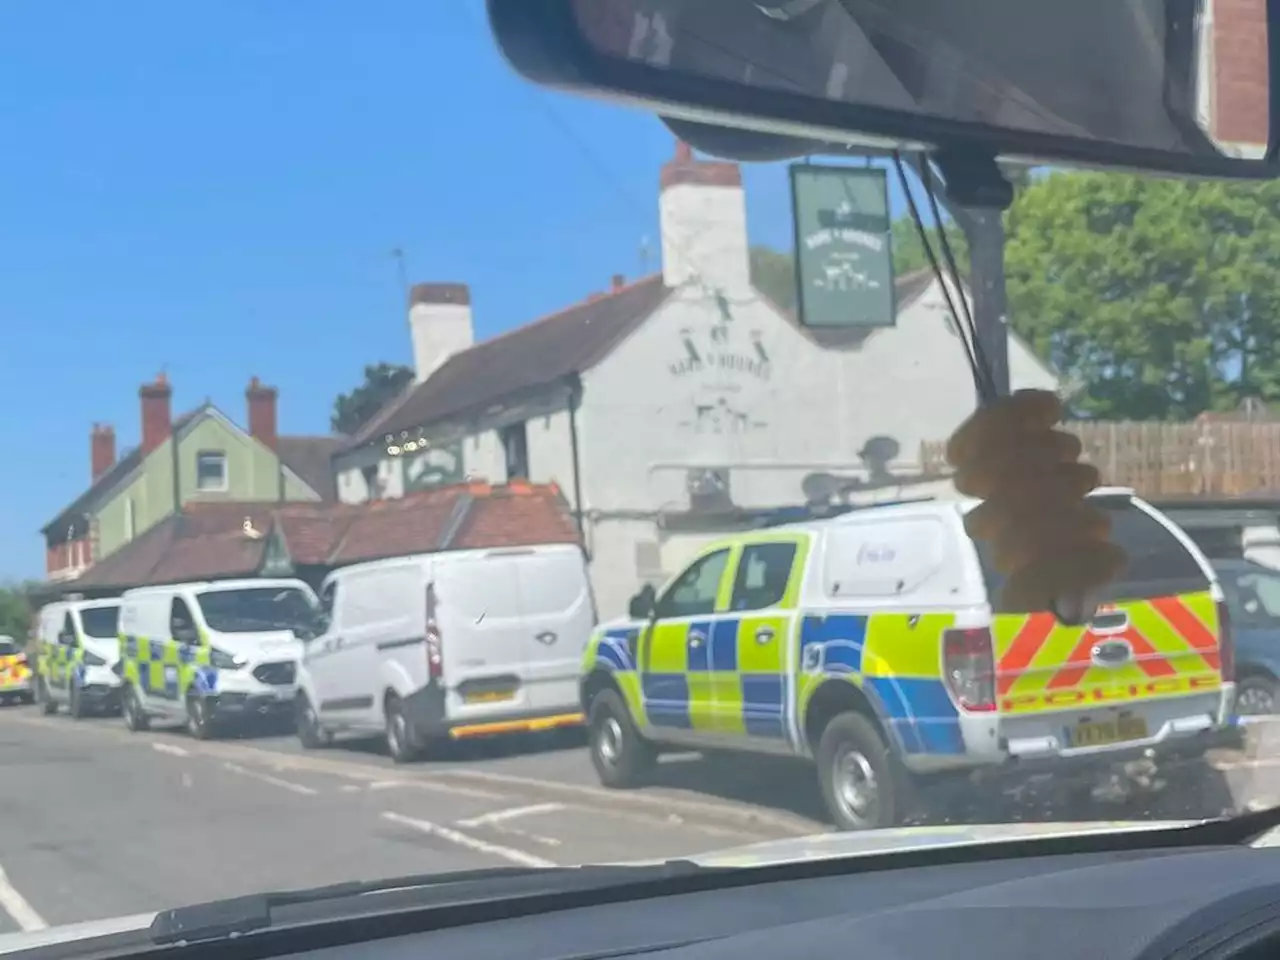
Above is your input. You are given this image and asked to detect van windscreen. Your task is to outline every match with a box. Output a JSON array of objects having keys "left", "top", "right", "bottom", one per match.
[
  {"left": 972, "top": 497, "right": 1210, "bottom": 610},
  {"left": 79, "top": 606, "right": 119, "bottom": 639},
  {"left": 197, "top": 587, "right": 320, "bottom": 636}
]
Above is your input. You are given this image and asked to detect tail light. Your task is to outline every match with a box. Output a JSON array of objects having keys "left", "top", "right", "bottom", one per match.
[
  {"left": 425, "top": 582, "right": 443, "bottom": 683},
  {"left": 943, "top": 626, "right": 996, "bottom": 712},
  {"left": 1217, "top": 599, "right": 1235, "bottom": 682}
]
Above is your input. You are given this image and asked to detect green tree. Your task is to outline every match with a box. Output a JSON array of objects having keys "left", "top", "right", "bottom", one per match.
[
  {"left": 749, "top": 246, "right": 797, "bottom": 312},
  {"left": 331, "top": 362, "right": 415, "bottom": 436},
  {"left": 0, "top": 586, "right": 31, "bottom": 642},
  {"left": 1004, "top": 171, "right": 1280, "bottom": 421}
]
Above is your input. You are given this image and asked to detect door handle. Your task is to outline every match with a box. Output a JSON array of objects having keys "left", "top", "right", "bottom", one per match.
[
  {"left": 755, "top": 627, "right": 775, "bottom": 645},
  {"left": 688, "top": 630, "right": 705, "bottom": 649},
  {"left": 332, "top": 636, "right": 344, "bottom": 650}
]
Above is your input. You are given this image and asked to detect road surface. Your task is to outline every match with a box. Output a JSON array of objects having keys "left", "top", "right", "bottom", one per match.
[{"left": 0, "top": 704, "right": 1276, "bottom": 934}]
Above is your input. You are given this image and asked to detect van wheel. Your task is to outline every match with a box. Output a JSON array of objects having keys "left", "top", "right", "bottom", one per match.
[
  {"left": 588, "top": 689, "right": 655, "bottom": 788},
  {"left": 296, "top": 694, "right": 330, "bottom": 750},
  {"left": 816, "top": 712, "right": 900, "bottom": 831},
  {"left": 385, "top": 695, "right": 420, "bottom": 764},
  {"left": 122, "top": 684, "right": 149, "bottom": 732},
  {"left": 186, "top": 692, "right": 215, "bottom": 740},
  {"left": 38, "top": 678, "right": 56, "bottom": 715}
]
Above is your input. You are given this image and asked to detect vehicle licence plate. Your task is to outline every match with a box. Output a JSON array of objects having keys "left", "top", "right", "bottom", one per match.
[
  {"left": 1069, "top": 714, "right": 1149, "bottom": 748},
  {"left": 463, "top": 689, "right": 515, "bottom": 705}
]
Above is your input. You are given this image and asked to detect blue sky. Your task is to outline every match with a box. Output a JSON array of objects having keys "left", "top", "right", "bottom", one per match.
[{"left": 0, "top": 0, "right": 922, "bottom": 580}]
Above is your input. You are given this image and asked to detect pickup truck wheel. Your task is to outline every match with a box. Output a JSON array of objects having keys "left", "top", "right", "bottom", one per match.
[
  {"left": 588, "top": 689, "right": 654, "bottom": 788},
  {"left": 816, "top": 712, "right": 899, "bottom": 831},
  {"left": 1236, "top": 674, "right": 1277, "bottom": 716}
]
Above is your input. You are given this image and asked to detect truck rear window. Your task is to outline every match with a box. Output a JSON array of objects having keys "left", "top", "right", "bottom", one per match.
[{"left": 973, "top": 498, "right": 1210, "bottom": 610}]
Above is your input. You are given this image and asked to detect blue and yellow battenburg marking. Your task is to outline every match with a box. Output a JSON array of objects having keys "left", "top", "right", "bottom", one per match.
[
  {"left": 585, "top": 609, "right": 964, "bottom": 757},
  {"left": 120, "top": 634, "right": 217, "bottom": 701},
  {"left": 39, "top": 640, "right": 85, "bottom": 689}
]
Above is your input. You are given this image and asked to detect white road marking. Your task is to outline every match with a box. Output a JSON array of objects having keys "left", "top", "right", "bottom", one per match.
[
  {"left": 0, "top": 865, "right": 47, "bottom": 932},
  {"left": 152, "top": 742, "right": 190, "bottom": 757},
  {"left": 222, "top": 762, "right": 318, "bottom": 796},
  {"left": 457, "top": 802, "right": 565, "bottom": 827},
  {"left": 381, "top": 812, "right": 555, "bottom": 868},
  {"left": 441, "top": 767, "right": 817, "bottom": 835}
]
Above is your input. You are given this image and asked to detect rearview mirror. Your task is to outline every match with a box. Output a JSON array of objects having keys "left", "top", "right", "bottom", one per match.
[
  {"left": 628, "top": 583, "right": 657, "bottom": 620},
  {"left": 488, "top": 0, "right": 1276, "bottom": 180}
]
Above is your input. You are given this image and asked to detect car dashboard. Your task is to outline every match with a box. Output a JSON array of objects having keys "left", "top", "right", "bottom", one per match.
[{"left": 263, "top": 844, "right": 1280, "bottom": 960}]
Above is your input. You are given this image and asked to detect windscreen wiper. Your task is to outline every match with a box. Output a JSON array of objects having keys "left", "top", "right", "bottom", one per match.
[{"left": 149, "top": 859, "right": 714, "bottom": 945}]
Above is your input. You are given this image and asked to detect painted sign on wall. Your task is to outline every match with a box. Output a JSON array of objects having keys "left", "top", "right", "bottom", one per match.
[
  {"left": 404, "top": 442, "right": 465, "bottom": 492},
  {"left": 791, "top": 164, "right": 895, "bottom": 329}
]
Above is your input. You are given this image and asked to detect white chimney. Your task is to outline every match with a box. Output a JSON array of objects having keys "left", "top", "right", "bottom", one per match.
[
  {"left": 658, "top": 140, "right": 751, "bottom": 296},
  {"left": 408, "top": 282, "right": 474, "bottom": 382}
]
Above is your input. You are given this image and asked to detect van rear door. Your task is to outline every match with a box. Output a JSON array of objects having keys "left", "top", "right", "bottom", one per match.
[
  {"left": 434, "top": 552, "right": 531, "bottom": 722},
  {"left": 512, "top": 545, "right": 596, "bottom": 715},
  {"left": 974, "top": 495, "right": 1225, "bottom": 727}
]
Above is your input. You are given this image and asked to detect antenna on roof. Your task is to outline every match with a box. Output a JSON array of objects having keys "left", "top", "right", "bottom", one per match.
[{"left": 391, "top": 247, "right": 409, "bottom": 301}]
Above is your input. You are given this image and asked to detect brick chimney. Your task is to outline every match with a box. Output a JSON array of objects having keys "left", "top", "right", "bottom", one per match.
[
  {"left": 246, "top": 376, "right": 279, "bottom": 451},
  {"left": 611, "top": 273, "right": 625, "bottom": 291},
  {"left": 139, "top": 373, "right": 173, "bottom": 455},
  {"left": 90, "top": 423, "right": 116, "bottom": 481},
  {"left": 1202, "top": 0, "right": 1268, "bottom": 155},
  {"left": 659, "top": 138, "right": 749, "bottom": 294}
]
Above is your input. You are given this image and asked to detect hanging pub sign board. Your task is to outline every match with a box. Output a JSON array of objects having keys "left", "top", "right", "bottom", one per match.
[{"left": 790, "top": 164, "right": 895, "bottom": 329}]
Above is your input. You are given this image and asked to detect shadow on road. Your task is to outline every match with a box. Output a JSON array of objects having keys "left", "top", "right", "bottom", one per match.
[{"left": 634, "top": 747, "right": 1244, "bottom": 828}]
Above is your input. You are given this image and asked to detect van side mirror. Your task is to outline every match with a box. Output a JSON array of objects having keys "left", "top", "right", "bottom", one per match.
[
  {"left": 173, "top": 625, "right": 198, "bottom": 646},
  {"left": 57, "top": 631, "right": 75, "bottom": 646},
  {"left": 628, "top": 584, "right": 657, "bottom": 621}
]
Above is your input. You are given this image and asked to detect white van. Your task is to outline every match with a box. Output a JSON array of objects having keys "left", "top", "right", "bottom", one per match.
[
  {"left": 35, "top": 597, "right": 122, "bottom": 717},
  {"left": 117, "top": 578, "right": 320, "bottom": 739},
  {"left": 296, "top": 544, "right": 595, "bottom": 761}
]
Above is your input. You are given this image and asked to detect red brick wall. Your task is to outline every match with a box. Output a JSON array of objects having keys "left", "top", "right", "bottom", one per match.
[
  {"left": 1211, "top": 0, "right": 1270, "bottom": 146},
  {"left": 46, "top": 537, "right": 92, "bottom": 579}
]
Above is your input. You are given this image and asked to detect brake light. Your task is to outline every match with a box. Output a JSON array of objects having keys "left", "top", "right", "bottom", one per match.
[
  {"left": 1216, "top": 599, "right": 1235, "bottom": 682},
  {"left": 425, "top": 582, "right": 443, "bottom": 683},
  {"left": 943, "top": 627, "right": 996, "bottom": 712}
]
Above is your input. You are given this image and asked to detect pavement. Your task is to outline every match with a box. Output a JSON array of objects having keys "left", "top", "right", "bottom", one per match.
[{"left": 0, "top": 703, "right": 1278, "bottom": 936}]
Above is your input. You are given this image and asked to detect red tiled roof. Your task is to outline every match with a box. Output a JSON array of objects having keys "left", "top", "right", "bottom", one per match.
[{"left": 62, "top": 483, "right": 580, "bottom": 591}]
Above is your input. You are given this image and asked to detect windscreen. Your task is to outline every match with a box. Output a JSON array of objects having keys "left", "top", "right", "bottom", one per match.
[
  {"left": 0, "top": 639, "right": 17, "bottom": 657},
  {"left": 78, "top": 605, "right": 119, "bottom": 639},
  {"left": 196, "top": 587, "right": 319, "bottom": 636},
  {"left": 974, "top": 498, "right": 1212, "bottom": 610}
]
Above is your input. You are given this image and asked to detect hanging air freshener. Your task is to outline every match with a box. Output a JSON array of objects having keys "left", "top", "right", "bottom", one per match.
[{"left": 946, "top": 389, "right": 1127, "bottom": 625}]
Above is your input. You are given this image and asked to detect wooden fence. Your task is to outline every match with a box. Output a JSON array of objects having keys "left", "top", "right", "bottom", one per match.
[{"left": 920, "top": 421, "right": 1280, "bottom": 498}]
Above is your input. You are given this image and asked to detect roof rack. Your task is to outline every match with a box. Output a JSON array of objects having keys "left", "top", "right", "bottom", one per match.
[{"left": 754, "top": 496, "right": 939, "bottom": 529}]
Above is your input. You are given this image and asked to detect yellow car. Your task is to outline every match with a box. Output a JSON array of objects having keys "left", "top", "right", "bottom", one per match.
[{"left": 0, "top": 636, "right": 33, "bottom": 705}]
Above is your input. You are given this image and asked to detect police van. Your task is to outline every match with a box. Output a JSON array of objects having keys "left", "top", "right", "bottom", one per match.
[
  {"left": 35, "top": 596, "right": 122, "bottom": 717},
  {"left": 581, "top": 489, "right": 1236, "bottom": 830},
  {"left": 117, "top": 578, "right": 320, "bottom": 739}
]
